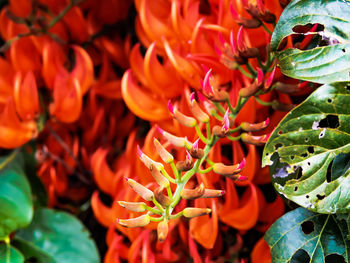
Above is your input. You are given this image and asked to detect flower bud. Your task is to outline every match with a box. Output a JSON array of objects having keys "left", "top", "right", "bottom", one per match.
[
  {"left": 183, "top": 208, "right": 211, "bottom": 218},
  {"left": 150, "top": 166, "right": 170, "bottom": 188},
  {"left": 181, "top": 183, "right": 205, "bottom": 200},
  {"left": 202, "top": 189, "right": 225, "bottom": 198},
  {"left": 274, "top": 82, "right": 299, "bottom": 94},
  {"left": 125, "top": 178, "right": 154, "bottom": 201},
  {"left": 168, "top": 101, "right": 197, "bottom": 127},
  {"left": 240, "top": 118, "right": 269, "bottom": 132},
  {"left": 118, "top": 201, "right": 147, "bottom": 212},
  {"left": 176, "top": 160, "right": 193, "bottom": 172},
  {"left": 272, "top": 101, "right": 295, "bottom": 111},
  {"left": 239, "top": 82, "right": 261, "bottom": 97},
  {"left": 117, "top": 214, "right": 150, "bottom": 228},
  {"left": 213, "top": 159, "right": 246, "bottom": 177},
  {"left": 157, "top": 220, "right": 169, "bottom": 242},
  {"left": 154, "top": 139, "right": 174, "bottom": 163},
  {"left": 189, "top": 93, "right": 210, "bottom": 123},
  {"left": 212, "top": 125, "right": 228, "bottom": 138},
  {"left": 137, "top": 145, "right": 164, "bottom": 171},
  {"left": 154, "top": 187, "right": 171, "bottom": 207},
  {"left": 156, "top": 126, "right": 192, "bottom": 149},
  {"left": 241, "top": 133, "right": 270, "bottom": 146}
]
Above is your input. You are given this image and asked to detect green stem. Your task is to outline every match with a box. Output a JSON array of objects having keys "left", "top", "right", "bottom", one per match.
[
  {"left": 237, "top": 65, "right": 253, "bottom": 78},
  {"left": 160, "top": 168, "right": 176, "bottom": 184},
  {"left": 213, "top": 102, "right": 226, "bottom": 115},
  {"left": 195, "top": 124, "right": 209, "bottom": 144},
  {"left": 227, "top": 135, "right": 241, "bottom": 141},
  {"left": 255, "top": 96, "right": 274, "bottom": 107},
  {"left": 246, "top": 62, "right": 257, "bottom": 77},
  {"left": 146, "top": 206, "right": 162, "bottom": 215},
  {"left": 170, "top": 161, "right": 180, "bottom": 182},
  {"left": 261, "top": 23, "right": 273, "bottom": 35},
  {"left": 152, "top": 197, "right": 165, "bottom": 213},
  {"left": 169, "top": 211, "right": 183, "bottom": 220},
  {"left": 198, "top": 166, "right": 213, "bottom": 174},
  {"left": 0, "top": 148, "right": 20, "bottom": 171},
  {"left": 226, "top": 98, "right": 235, "bottom": 114},
  {"left": 206, "top": 122, "right": 211, "bottom": 139},
  {"left": 149, "top": 216, "right": 164, "bottom": 222},
  {"left": 166, "top": 185, "right": 173, "bottom": 199},
  {"left": 212, "top": 111, "right": 223, "bottom": 121},
  {"left": 4, "top": 236, "right": 10, "bottom": 263}
]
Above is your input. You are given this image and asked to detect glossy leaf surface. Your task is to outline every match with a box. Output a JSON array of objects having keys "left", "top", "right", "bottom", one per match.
[
  {"left": 271, "top": 0, "right": 350, "bottom": 83},
  {"left": 265, "top": 207, "right": 350, "bottom": 263},
  {"left": 15, "top": 208, "right": 100, "bottom": 263},
  {"left": 0, "top": 152, "right": 33, "bottom": 239},
  {"left": 0, "top": 244, "right": 24, "bottom": 263},
  {"left": 263, "top": 82, "right": 350, "bottom": 213}
]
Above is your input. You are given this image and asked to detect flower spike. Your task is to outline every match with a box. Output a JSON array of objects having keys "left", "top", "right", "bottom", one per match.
[
  {"left": 202, "top": 68, "right": 214, "bottom": 96},
  {"left": 222, "top": 108, "right": 230, "bottom": 132},
  {"left": 125, "top": 177, "right": 154, "bottom": 201}
]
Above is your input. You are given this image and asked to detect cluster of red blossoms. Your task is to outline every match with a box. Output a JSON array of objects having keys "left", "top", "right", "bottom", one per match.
[{"left": 0, "top": 0, "right": 313, "bottom": 262}]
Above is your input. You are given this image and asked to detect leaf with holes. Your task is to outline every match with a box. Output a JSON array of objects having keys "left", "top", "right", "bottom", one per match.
[
  {"left": 262, "top": 82, "right": 350, "bottom": 213},
  {"left": 271, "top": 0, "right": 350, "bottom": 83},
  {"left": 15, "top": 208, "right": 100, "bottom": 263},
  {"left": 265, "top": 207, "right": 349, "bottom": 263}
]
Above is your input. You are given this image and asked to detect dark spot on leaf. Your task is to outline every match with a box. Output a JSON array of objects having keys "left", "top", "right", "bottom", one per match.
[
  {"left": 275, "top": 143, "right": 283, "bottom": 150},
  {"left": 347, "top": 85, "right": 350, "bottom": 92},
  {"left": 305, "top": 138, "right": 309, "bottom": 142},
  {"left": 325, "top": 254, "right": 346, "bottom": 263},
  {"left": 306, "top": 195, "right": 309, "bottom": 198},
  {"left": 307, "top": 146, "right": 314, "bottom": 154},
  {"left": 278, "top": 130, "right": 283, "bottom": 135},
  {"left": 307, "top": 162, "right": 311, "bottom": 166},
  {"left": 342, "top": 48, "right": 346, "bottom": 53},
  {"left": 294, "top": 186, "right": 298, "bottom": 191},
  {"left": 26, "top": 257, "right": 39, "bottom": 263},
  {"left": 327, "top": 99, "right": 332, "bottom": 103},
  {"left": 326, "top": 160, "right": 334, "bottom": 183},
  {"left": 316, "top": 194, "right": 325, "bottom": 200},
  {"left": 318, "top": 115, "right": 339, "bottom": 129},
  {"left": 301, "top": 220, "right": 314, "bottom": 234},
  {"left": 291, "top": 249, "right": 311, "bottom": 263},
  {"left": 301, "top": 153, "right": 308, "bottom": 158},
  {"left": 296, "top": 167, "right": 303, "bottom": 179},
  {"left": 291, "top": 155, "right": 294, "bottom": 160}
]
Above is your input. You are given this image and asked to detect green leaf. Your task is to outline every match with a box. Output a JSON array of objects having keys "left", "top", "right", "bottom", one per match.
[
  {"left": 263, "top": 82, "right": 350, "bottom": 213},
  {"left": 271, "top": 0, "right": 350, "bottom": 50},
  {"left": 0, "top": 152, "right": 33, "bottom": 239},
  {"left": 265, "top": 208, "right": 350, "bottom": 263},
  {"left": 0, "top": 244, "right": 24, "bottom": 263},
  {"left": 15, "top": 208, "right": 100, "bottom": 263},
  {"left": 271, "top": 0, "right": 350, "bottom": 84},
  {"left": 277, "top": 44, "right": 350, "bottom": 83}
]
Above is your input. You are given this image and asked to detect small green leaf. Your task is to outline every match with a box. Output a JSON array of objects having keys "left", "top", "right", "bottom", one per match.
[
  {"left": 0, "top": 244, "right": 24, "bottom": 263},
  {"left": 263, "top": 82, "right": 350, "bottom": 213},
  {"left": 15, "top": 208, "right": 100, "bottom": 263},
  {"left": 271, "top": 0, "right": 350, "bottom": 84},
  {"left": 265, "top": 207, "right": 350, "bottom": 263},
  {"left": 0, "top": 152, "right": 33, "bottom": 239}
]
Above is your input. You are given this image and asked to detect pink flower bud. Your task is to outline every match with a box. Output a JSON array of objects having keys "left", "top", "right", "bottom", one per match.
[
  {"left": 257, "top": 68, "right": 264, "bottom": 86},
  {"left": 203, "top": 69, "right": 214, "bottom": 96},
  {"left": 240, "top": 118, "right": 270, "bottom": 132},
  {"left": 181, "top": 184, "right": 205, "bottom": 200},
  {"left": 156, "top": 125, "right": 191, "bottom": 149},
  {"left": 222, "top": 108, "right": 230, "bottom": 132},
  {"left": 125, "top": 177, "right": 154, "bottom": 201},
  {"left": 183, "top": 207, "right": 211, "bottom": 218},
  {"left": 168, "top": 100, "right": 175, "bottom": 114},
  {"left": 117, "top": 214, "right": 150, "bottom": 228},
  {"left": 118, "top": 201, "right": 147, "bottom": 212},
  {"left": 237, "top": 26, "right": 246, "bottom": 51},
  {"left": 186, "top": 150, "right": 192, "bottom": 164},
  {"left": 189, "top": 93, "right": 210, "bottom": 123},
  {"left": 264, "top": 67, "right": 276, "bottom": 90},
  {"left": 193, "top": 138, "right": 199, "bottom": 151},
  {"left": 230, "top": 30, "right": 239, "bottom": 56}
]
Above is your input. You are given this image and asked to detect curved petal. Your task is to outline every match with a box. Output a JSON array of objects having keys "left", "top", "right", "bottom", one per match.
[
  {"left": 121, "top": 70, "right": 170, "bottom": 121},
  {"left": 251, "top": 237, "right": 272, "bottom": 263}
]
